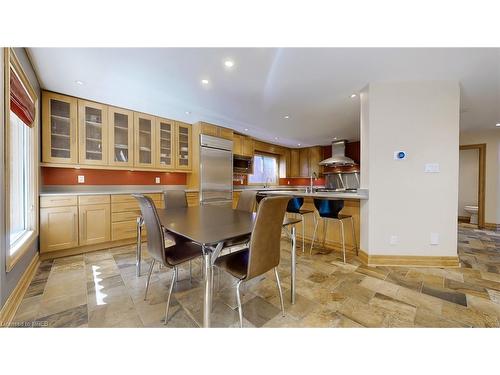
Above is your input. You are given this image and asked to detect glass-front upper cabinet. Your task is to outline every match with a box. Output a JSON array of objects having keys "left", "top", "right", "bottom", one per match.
[
  {"left": 108, "top": 107, "right": 134, "bottom": 167},
  {"left": 134, "top": 112, "right": 156, "bottom": 168},
  {"left": 155, "top": 117, "right": 175, "bottom": 169},
  {"left": 42, "top": 92, "right": 78, "bottom": 164},
  {"left": 78, "top": 100, "right": 108, "bottom": 165},
  {"left": 175, "top": 122, "right": 192, "bottom": 170}
]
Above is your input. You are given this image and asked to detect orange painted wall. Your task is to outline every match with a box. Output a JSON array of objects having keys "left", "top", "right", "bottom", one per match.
[
  {"left": 41, "top": 167, "right": 187, "bottom": 185},
  {"left": 279, "top": 177, "right": 326, "bottom": 186}
]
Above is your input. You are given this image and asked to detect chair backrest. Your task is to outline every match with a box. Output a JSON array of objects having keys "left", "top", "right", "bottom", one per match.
[
  {"left": 313, "top": 199, "right": 344, "bottom": 219},
  {"left": 164, "top": 190, "right": 187, "bottom": 209},
  {"left": 236, "top": 190, "right": 257, "bottom": 212},
  {"left": 246, "top": 196, "right": 290, "bottom": 280},
  {"left": 286, "top": 197, "right": 304, "bottom": 213},
  {"left": 132, "top": 194, "right": 166, "bottom": 264}
]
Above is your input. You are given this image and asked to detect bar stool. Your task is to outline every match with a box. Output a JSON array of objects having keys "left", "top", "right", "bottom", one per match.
[
  {"left": 286, "top": 197, "right": 316, "bottom": 253},
  {"left": 309, "top": 199, "right": 357, "bottom": 263}
]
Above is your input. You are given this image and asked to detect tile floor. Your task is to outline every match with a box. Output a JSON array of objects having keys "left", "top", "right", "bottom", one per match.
[{"left": 12, "top": 224, "right": 500, "bottom": 327}]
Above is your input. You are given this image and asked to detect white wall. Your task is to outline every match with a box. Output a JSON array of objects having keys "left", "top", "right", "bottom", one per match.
[
  {"left": 458, "top": 148, "right": 479, "bottom": 217},
  {"left": 460, "top": 129, "right": 500, "bottom": 224},
  {"left": 360, "top": 81, "right": 460, "bottom": 257}
]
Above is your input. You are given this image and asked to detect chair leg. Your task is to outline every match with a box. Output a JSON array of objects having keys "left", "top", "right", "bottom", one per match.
[
  {"left": 310, "top": 215, "right": 319, "bottom": 254},
  {"left": 301, "top": 214, "right": 305, "bottom": 253},
  {"left": 350, "top": 216, "right": 358, "bottom": 255},
  {"left": 144, "top": 259, "right": 156, "bottom": 301},
  {"left": 236, "top": 280, "right": 244, "bottom": 328},
  {"left": 189, "top": 260, "right": 192, "bottom": 284},
  {"left": 322, "top": 218, "right": 327, "bottom": 250},
  {"left": 274, "top": 268, "right": 285, "bottom": 317},
  {"left": 339, "top": 220, "right": 346, "bottom": 264},
  {"left": 164, "top": 267, "right": 177, "bottom": 325}
]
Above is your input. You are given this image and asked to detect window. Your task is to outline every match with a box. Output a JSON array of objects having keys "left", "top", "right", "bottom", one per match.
[
  {"left": 248, "top": 153, "right": 279, "bottom": 185},
  {"left": 5, "top": 48, "right": 38, "bottom": 271}
]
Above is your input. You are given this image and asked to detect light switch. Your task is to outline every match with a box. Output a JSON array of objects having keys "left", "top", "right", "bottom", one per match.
[
  {"left": 390, "top": 235, "right": 398, "bottom": 245},
  {"left": 424, "top": 163, "right": 440, "bottom": 173},
  {"left": 430, "top": 232, "right": 439, "bottom": 245},
  {"left": 155, "top": 177, "right": 161, "bottom": 184},
  {"left": 77, "top": 175, "right": 85, "bottom": 184}
]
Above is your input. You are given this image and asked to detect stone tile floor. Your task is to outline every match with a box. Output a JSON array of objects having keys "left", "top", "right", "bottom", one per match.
[{"left": 12, "top": 224, "right": 500, "bottom": 327}]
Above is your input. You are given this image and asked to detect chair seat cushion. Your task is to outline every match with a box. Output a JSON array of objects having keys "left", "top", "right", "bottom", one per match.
[
  {"left": 165, "top": 241, "right": 203, "bottom": 266},
  {"left": 214, "top": 249, "right": 249, "bottom": 280}
]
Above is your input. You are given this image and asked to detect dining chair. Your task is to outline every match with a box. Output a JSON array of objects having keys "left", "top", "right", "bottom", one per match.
[
  {"left": 163, "top": 190, "right": 188, "bottom": 209},
  {"left": 214, "top": 196, "right": 290, "bottom": 327},
  {"left": 222, "top": 190, "right": 257, "bottom": 250},
  {"left": 133, "top": 194, "right": 203, "bottom": 325}
]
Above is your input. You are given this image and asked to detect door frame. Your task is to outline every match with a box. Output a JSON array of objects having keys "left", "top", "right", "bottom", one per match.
[{"left": 459, "top": 143, "right": 486, "bottom": 228}]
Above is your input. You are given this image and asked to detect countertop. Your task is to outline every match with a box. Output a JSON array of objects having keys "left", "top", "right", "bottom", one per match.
[
  {"left": 260, "top": 189, "right": 368, "bottom": 200},
  {"left": 233, "top": 185, "right": 321, "bottom": 192}
]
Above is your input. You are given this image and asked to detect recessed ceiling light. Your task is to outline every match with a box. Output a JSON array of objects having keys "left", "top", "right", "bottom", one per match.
[
  {"left": 224, "top": 59, "right": 235, "bottom": 68},
  {"left": 274, "top": 137, "right": 278, "bottom": 140},
  {"left": 75, "top": 80, "right": 84, "bottom": 85},
  {"left": 284, "top": 115, "right": 290, "bottom": 119},
  {"left": 333, "top": 137, "right": 338, "bottom": 140},
  {"left": 496, "top": 123, "right": 500, "bottom": 127},
  {"left": 185, "top": 111, "right": 191, "bottom": 115},
  {"left": 297, "top": 143, "right": 301, "bottom": 146},
  {"left": 350, "top": 93, "right": 357, "bottom": 98},
  {"left": 244, "top": 128, "right": 249, "bottom": 131},
  {"left": 201, "top": 79, "right": 209, "bottom": 85}
]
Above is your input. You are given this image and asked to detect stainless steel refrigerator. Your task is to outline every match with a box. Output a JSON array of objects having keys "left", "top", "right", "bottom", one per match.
[{"left": 199, "top": 134, "right": 233, "bottom": 205}]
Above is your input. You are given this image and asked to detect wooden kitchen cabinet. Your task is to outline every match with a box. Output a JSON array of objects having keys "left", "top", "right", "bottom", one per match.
[
  {"left": 108, "top": 106, "right": 134, "bottom": 167},
  {"left": 308, "top": 146, "right": 323, "bottom": 176},
  {"left": 299, "top": 148, "right": 310, "bottom": 177},
  {"left": 134, "top": 112, "right": 156, "bottom": 168},
  {"left": 42, "top": 92, "right": 78, "bottom": 164},
  {"left": 155, "top": 117, "right": 175, "bottom": 169},
  {"left": 289, "top": 149, "right": 300, "bottom": 177},
  {"left": 40, "top": 206, "right": 79, "bottom": 253},
  {"left": 79, "top": 203, "right": 111, "bottom": 246},
  {"left": 175, "top": 122, "right": 192, "bottom": 170},
  {"left": 242, "top": 136, "right": 253, "bottom": 157},
  {"left": 199, "top": 122, "right": 233, "bottom": 141},
  {"left": 218, "top": 127, "right": 234, "bottom": 140},
  {"left": 78, "top": 100, "right": 109, "bottom": 166},
  {"left": 233, "top": 134, "right": 242, "bottom": 155}
]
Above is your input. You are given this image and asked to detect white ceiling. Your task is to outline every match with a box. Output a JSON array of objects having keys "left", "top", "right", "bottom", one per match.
[{"left": 28, "top": 48, "right": 500, "bottom": 147}]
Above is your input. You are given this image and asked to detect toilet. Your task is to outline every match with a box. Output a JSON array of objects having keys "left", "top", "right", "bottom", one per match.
[{"left": 464, "top": 205, "right": 479, "bottom": 224}]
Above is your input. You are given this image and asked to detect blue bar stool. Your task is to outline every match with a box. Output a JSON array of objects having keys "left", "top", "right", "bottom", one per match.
[
  {"left": 309, "top": 199, "right": 357, "bottom": 263},
  {"left": 286, "top": 197, "right": 316, "bottom": 253}
]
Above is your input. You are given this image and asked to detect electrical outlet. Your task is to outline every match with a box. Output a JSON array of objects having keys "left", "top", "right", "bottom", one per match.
[
  {"left": 430, "top": 232, "right": 439, "bottom": 245},
  {"left": 390, "top": 235, "right": 398, "bottom": 245},
  {"left": 77, "top": 175, "right": 85, "bottom": 184},
  {"left": 155, "top": 177, "right": 160, "bottom": 184}
]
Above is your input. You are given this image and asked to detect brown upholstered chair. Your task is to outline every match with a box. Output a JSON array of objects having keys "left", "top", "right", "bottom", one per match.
[
  {"left": 220, "top": 190, "right": 257, "bottom": 251},
  {"left": 214, "top": 196, "right": 290, "bottom": 327},
  {"left": 133, "top": 194, "right": 202, "bottom": 325},
  {"left": 163, "top": 190, "right": 188, "bottom": 209}
]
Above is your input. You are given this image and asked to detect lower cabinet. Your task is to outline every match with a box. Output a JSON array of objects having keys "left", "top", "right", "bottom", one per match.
[
  {"left": 79, "top": 204, "right": 111, "bottom": 246},
  {"left": 40, "top": 206, "right": 79, "bottom": 253},
  {"left": 186, "top": 191, "right": 200, "bottom": 206}
]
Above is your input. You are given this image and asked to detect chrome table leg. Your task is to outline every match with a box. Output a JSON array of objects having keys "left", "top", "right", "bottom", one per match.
[
  {"left": 202, "top": 246, "right": 212, "bottom": 328},
  {"left": 136, "top": 216, "right": 143, "bottom": 277},
  {"left": 291, "top": 225, "right": 296, "bottom": 305}
]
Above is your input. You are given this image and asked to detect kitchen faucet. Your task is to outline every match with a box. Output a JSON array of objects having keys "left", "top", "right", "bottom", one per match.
[{"left": 308, "top": 172, "right": 317, "bottom": 193}]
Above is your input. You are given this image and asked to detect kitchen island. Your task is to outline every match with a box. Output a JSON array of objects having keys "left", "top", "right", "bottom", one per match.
[{"left": 258, "top": 189, "right": 367, "bottom": 254}]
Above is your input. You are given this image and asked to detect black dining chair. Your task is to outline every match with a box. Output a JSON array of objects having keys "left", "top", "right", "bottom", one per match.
[
  {"left": 132, "top": 194, "right": 203, "bottom": 325},
  {"left": 163, "top": 190, "right": 188, "bottom": 209},
  {"left": 214, "top": 196, "right": 290, "bottom": 327}
]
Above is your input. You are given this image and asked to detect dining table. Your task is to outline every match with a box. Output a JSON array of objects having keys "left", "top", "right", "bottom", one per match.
[{"left": 135, "top": 204, "right": 300, "bottom": 328}]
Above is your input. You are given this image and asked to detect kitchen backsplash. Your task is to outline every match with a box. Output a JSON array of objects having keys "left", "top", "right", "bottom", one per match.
[{"left": 41, "top": 167, "right": 187, "bottom": 185}]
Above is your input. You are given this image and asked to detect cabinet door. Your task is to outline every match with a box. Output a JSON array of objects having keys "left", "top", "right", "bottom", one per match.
[
  {"left": 299, "top": 148, "right": 310, "bottom": 177},
  {"left": 233, "top": 134, "right": 242, "bottom": 155},
  {"left": 78, "top": 100, "right": 108, "bottom": 165},
  {"left": 218, "top": 127, "right": 234, "bottom": 140},
  {"left": 155, "top": 117, "right": 175, "bottom": 169},
  {"left": 200, "top": 123, "right": 218, "bottom": 136},
  {"left": 175, "top": 122, "right": 192, "bottom": 170},
  {"left": 309, "top": 146, "right": 322, "bottom": 176},
  {"left": 42, "top": 92, "right": 78, "bottom": 164},
  {"left": 242, "top": 136, "right": 254, "bottom": 157},
  {"left": 290, "top": 149, "right": 300, "bottom": 177},
  {"left": 108, "top": 106, "right": 134, "bottom": 167},
  {"left": 134, "top": 113, "right": 156, "bottom": 168},
  {"left": 40, "top": 206, "right": 79, "bottom": 253},
  {"left": 79, "top": 204, "right": 111, "bottom": 246}
]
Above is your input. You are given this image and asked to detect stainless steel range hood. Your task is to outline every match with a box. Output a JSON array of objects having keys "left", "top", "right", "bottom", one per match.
[{"left": 319, "top": 140, "right": 355, "bottom": 166}]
